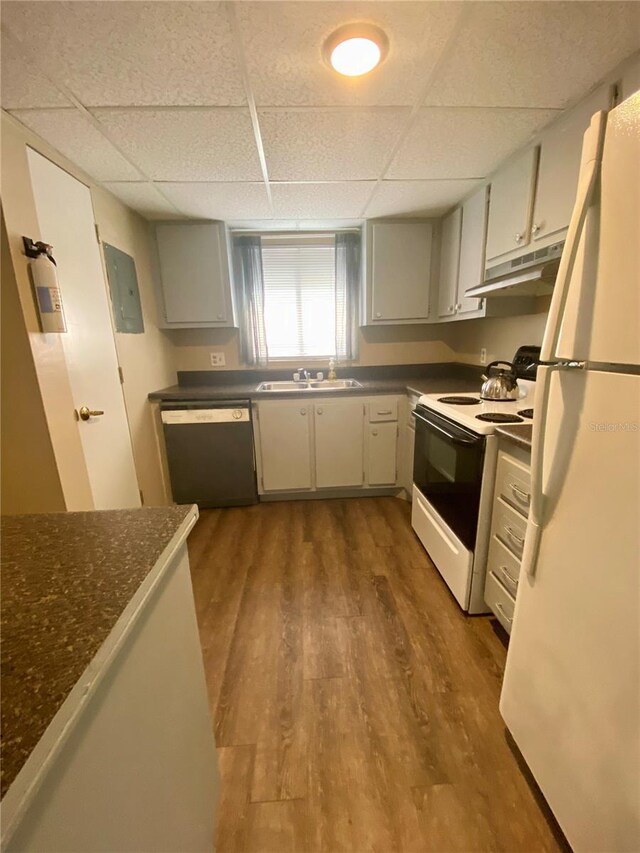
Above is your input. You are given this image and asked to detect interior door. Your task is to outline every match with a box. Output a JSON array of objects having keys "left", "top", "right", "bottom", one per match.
[{"left": 27, "top": 149, "right": 140, "bottom": 510}]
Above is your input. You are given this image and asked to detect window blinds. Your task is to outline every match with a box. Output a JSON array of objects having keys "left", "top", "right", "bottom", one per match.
[{"left": 261, "top": 234, "right": 336, "bottom": 359}]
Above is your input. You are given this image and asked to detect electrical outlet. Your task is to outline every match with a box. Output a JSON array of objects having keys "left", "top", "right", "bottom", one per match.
[
  {"left": 480, "top": 348, "right": 487, "bottom": 365},
  {"left": 210, "top": 352, "right": 226, "bottom": 367}
]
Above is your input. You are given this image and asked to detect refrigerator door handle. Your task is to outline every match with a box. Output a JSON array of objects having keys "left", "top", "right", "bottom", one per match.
[
  {"left": 540, "top": 110, "right": 607, "bottom": 363},
  {"left": 522, "top": 364, "right": 555, "bottom": 577}
]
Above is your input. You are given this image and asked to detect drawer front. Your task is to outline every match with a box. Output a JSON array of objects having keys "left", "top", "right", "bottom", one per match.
[
  {"left": 496, "top": 451, "right": 531, "bottom": 518},
  {"left": 487, "top": 535, "right": 521, "bottom": 597},
  {"left": 368, "top": 400, "right": 398, "bottom": 422},
  {"left": 485, "top": 570, "right": 516, "bottom": 634},
  {"left": 493, "top": 497, "right": 528, "bottom": 559}
]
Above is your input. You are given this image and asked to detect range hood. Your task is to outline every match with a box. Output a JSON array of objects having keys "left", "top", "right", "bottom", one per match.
[{"left": 466, "top": 240, "right": 564, "bottom": 298}]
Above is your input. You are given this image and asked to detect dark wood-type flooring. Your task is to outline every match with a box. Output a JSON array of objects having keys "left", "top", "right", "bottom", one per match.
[{"left": 188, "top": 497, "right": 562, "bottom": 852}]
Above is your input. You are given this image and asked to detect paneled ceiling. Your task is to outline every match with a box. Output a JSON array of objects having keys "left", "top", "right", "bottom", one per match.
[{"left": 2, "top": 1, "right": 639, "bottom": 226}]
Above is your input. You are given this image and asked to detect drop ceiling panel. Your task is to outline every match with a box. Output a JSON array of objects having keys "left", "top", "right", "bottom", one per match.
[
  {"left": 271, "top": 182, "right": 374, "bottom": 219},
  {"left": 92, "top": 109, "right": 263, "bottom": 181},
  {"left": 10, "top": 109, "right": 141, "bottom": 181},
  {"left": 160, "top": 183, "right": 272, "bottom": 220},
  {"left": 0, "top": 35, "right": 71, "bottom": 109},
  {"left": 425, "top": 1, "right": 640, "bottom": 108},
  {"left": 366, "top": 179, "right": 479, "bottom": 218},
  {"left": 0, "top": 1, "right": 245, "bottom": 106},
  {"left": 388, "top": 107, "right": 558, "bottom": 180},
  {"left": 102, "top": 183, "right": 182, "bottom": 219},
  {"left": 259, "top": 108, "right": 408, "bottom": 180},
  {"left": 237, "top": 1, "right": 463, "bottom": 106}
]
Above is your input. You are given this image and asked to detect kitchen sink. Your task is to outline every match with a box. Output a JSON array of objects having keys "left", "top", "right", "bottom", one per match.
[
  {"left": 307, "top": 379, "right": 362, "bottom": 389},
  {"left": 256, "top": 381, "right": 309, "bottom": 391},
  {"left": 256, "top": 379, "right": 362, "bottom": 392}
]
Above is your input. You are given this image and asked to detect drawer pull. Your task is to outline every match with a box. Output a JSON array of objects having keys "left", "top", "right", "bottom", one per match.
[
  {"left": 510, "top": 483, "right": 531, "bottom": 503},
  {"left": 500, "top": 565, "right": 519, "bottom": 592},
  {"left": 506, "top": 526, "right": 525, "bottom": 546},
  {"left": 496, "top": 602, "right": 513, "bottom": 625},
  {"left": 376, "top": 410, "right": 393, "bottom": 416}
]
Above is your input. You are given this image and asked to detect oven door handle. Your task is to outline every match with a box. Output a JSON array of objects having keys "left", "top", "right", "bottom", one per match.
[{"left": 414, "top": 409, "right": 482, "bottom": 446}]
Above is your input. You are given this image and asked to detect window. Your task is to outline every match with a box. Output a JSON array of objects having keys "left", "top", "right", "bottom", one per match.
[
  {"left": 261, "top": 235, "right": 336, "bottom": 359},
  {"left": 233, "top": 230, "right": 360, "bottom": 366}
]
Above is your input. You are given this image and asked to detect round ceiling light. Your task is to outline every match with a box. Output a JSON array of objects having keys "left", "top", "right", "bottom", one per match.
[{"left": 323, "top": 24, "right": 389, "bottom": 77}]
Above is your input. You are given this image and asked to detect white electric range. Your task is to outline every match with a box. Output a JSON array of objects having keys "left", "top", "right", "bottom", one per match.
[{"left": 411, "top": 349, "right": 538, "bottom": 613}]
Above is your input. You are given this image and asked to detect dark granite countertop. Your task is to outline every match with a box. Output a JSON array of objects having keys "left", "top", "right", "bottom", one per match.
[
  {"left": 148, "top": 363, "right": 484, "bottom": 403},
  {"left": 1, "top": 505, "right": 196, "bottom": 799},
  {"left": 496, "top": 424, "right": 533, "bottom": 450}
]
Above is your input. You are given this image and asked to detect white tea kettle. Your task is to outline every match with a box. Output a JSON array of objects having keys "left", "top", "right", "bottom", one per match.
[{"left": 480, "top": 361, "right": 519, "bottom": 401}]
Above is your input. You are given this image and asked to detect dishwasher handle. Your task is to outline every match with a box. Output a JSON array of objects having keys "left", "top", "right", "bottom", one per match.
[{"left": 161, "top": 407, "right": 250, "bottom": 425}]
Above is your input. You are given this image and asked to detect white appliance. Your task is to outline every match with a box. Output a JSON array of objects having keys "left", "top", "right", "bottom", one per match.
[
  {"left": 500, "top": 95, "right": 640, "bottom": 852},
  {"left": 411, "top": 348, "right": 539, "bottom": 612}
]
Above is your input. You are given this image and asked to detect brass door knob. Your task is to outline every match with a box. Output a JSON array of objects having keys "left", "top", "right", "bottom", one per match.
[{"left": 77, "top": 406, "right": 105, "bottom": 421}]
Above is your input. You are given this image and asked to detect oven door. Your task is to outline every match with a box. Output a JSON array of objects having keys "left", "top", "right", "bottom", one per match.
[{"left": 413, "top": 405, "right": 485, "bottom": 551}]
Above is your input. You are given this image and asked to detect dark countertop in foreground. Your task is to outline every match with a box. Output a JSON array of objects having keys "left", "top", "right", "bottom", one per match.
[
  {"left": 148, "top": 363, "right": 484, "bottom": 403},
  {"left": 0, "top": 505, "right": 195, "bottom": 799},
  {"left": 495, "top": 424, "right": 534, "bottom": 450}
]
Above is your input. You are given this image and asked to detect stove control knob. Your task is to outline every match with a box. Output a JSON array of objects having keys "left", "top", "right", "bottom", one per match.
[{"left": 232, "top": 409, "right": 243, "bottom": 420}]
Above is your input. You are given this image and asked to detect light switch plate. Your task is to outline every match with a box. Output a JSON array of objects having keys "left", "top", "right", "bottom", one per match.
[
  {"left": 210, "top": 352, "right": 226, "bottom": 367},
  {"left": 480, "top": 348, "right": 487, "bottom": 365}
]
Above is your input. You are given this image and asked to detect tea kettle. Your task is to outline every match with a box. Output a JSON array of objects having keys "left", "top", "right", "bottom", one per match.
[{"left": 480, "top": 361, "right": 519, "bottom": 401}]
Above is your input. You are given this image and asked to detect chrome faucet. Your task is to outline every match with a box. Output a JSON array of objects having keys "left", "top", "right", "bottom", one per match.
[{"left": 298, "top": 368, "right": 310, "bottom": 381}]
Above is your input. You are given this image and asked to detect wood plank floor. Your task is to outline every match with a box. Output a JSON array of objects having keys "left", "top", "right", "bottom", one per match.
[{"left": 188, "top": 497, "right": 563, "bottom": 853}]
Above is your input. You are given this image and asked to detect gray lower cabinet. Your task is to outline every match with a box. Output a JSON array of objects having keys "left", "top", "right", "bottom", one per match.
[
  {"left": 154, "top": 221, "right": 235, "bottom": 328},
  {"left": 315, "top": 401, "right": 364, "bottom": 488},
  {"left": 256, "top": 396, "right": 400, "bottom": 494},
  {"left": 484, "top": 442, "right": 532, "bottom": 634},
  {"left": 257, "top": 401, "right": 313, "bottom": 492}
]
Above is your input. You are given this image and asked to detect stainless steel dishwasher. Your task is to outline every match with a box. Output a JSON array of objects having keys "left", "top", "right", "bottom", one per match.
[{"left": 160, "top": 400, "right": 258, "bottom": 508}]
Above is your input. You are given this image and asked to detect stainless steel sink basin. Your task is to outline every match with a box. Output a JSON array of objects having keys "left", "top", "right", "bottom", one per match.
[
  {"left": 256, "top": 381, "right": 309, "bottom": 391},
  {"left": 307, "top": 379, "right": 362, "bottom": 389},
  {"left": 256, "top": 378, "right": 362, "bottom": 392}
]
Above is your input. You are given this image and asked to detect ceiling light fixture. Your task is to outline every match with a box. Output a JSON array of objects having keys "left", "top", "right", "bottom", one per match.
[{"left": 323, "top": 23, "right": 389, "bottom": 77}]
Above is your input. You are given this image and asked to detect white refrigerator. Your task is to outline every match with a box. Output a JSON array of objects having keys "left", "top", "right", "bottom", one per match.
[{"left": 500, "top": 93, "right": 640, "bottom": 852}]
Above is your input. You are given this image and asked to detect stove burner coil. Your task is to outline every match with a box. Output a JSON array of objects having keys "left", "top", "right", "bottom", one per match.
[
  {"left": 437, "top": 396, "right": 481, "bottom": 405},
  {"left": 475, "top": 413, "right": 524, "bottom": 424}
]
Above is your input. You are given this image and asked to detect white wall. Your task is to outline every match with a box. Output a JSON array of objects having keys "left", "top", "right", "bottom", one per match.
[{"left": 92, "top": 189, "right": 175, "bottom": 505}]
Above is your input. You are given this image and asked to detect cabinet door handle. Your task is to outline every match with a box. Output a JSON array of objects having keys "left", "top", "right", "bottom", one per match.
[
  {"left": 300, "top": 408, "right": 306, "bottom": 416},
  {"left": 375, "top": 311, "right": 382, "bottom": 318},
  {"left": 500, "top": 565, "right": 519, "bottom": 592},
  {"left": 506, "top": 526, "right": 525, "bottom": 546},
  {"left": 371, "top": 428, "right": 378, "bottom": 436},
  {"left": 515, "top": 232, "right": 524, "bottom": 243},
  {"left": 317, "top": 408, "right": 323, "bottom": 415},
  {"left": 510, "top": 483, "right": 531, "bottom": 504},
  {"left": 496, "top": 602, "right": 514, "bottom": 625},
  {"left": 532, "top": 223, "right": 541, "bottom": 235}
]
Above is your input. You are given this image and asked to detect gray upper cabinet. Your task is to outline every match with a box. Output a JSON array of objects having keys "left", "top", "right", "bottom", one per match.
[
  {"left": 154, "top": 221, "right": 235, "bottom": 328},
  {"left": 437, "top": 208, "right": 462, "bottom": 319},
  {"left": 456, "top": 186, "right": 488, "bottom": 317},
  {"left": 532, "top": 85, "right": 612, "bottom": 247},
  {"left": 363, "top": 221, "right": 433, "bottom": 325},
  {"left": 485, "top": 147, "right": 539, "bottom": 266}
]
